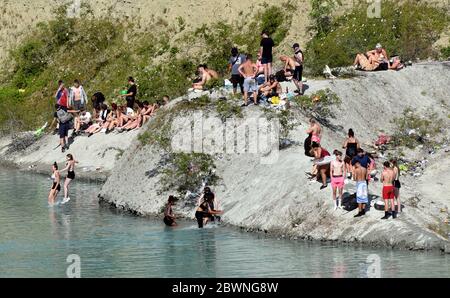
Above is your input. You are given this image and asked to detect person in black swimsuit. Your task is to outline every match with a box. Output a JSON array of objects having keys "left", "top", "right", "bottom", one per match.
[
  {"left": 61, "top": 154, "right": 78, "bottom": 204},
  {"left": 195, "top": 192, "right": 223, "bottom": 228},
  {"left": 48, "top": 162, "right": 61, "bottom": 206},
  {"left": 343, "top": 129, "right": 360, "bottom": 178}
]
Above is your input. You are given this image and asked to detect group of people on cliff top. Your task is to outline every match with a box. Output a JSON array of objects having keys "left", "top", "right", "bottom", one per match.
[
  {"left": 52, "top": 77, "right": 170, "bottom": 153},
  {"left": 189, "top": 31, "right": 304, "bottom": 107},
  {"left": 189, "top": 31, "right": 405, "bottom": 107},
  {"left": 305, "top": 119, "right": 402, "bottom": 220}
]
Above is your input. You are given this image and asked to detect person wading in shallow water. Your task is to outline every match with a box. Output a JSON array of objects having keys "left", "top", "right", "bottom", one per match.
[
  {"left": 195, "top": 192, "right": 223, "bottom": 228},
  {"left": 60, "top": 154, "right": 78, "bottom": 205},
  {"left": 164, "top": 196, "right": 178, "bottom": 227},
  {"left": 48, "top": 162, "right": 61, "bottom": 206}
]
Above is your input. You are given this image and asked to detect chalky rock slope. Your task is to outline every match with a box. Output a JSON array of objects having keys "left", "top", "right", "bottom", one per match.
[{"left": 99, "top": 62, "right": 450, "bottom": 252}]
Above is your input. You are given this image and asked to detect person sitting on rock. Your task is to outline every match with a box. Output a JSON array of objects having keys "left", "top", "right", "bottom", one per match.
[
  {"left": 195, "top": 191, "right": 223, "bottom": 228},
  {"left": 85, "top": 103, "right": 110, "bottom": 137},
  {"left": 73, "top": 108, "right": 92, "bottom": 136},
  {"left": 192, "top": 64, "right": 219, "bottom": 91},
  {"left": 258, "top": 74, "right": 281, "bottom": 103},
  {"left": 118, "top": 101, "right": 144, "bottom": 132},
  {"left": 311, "top": 142, "right": 331, "bottom": 190},
  {"left": 141, "top": 101, "right": 158, "bottom": 125},
  {"left": 353, "top": 43, "right": 389, "bottom": 71}
]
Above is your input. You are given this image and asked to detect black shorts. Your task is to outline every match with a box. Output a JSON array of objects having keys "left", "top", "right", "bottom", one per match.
[
  {"left": 293, "top": 65, "right": 303, "bottom": 81},
  {"left": 80, "top": 122, "right": 92, "bottom": 131},
  {"left": 195, "top": 211, "right": 207, "bottom": 228},
  {"left": 163, "top": 216, "right": 175, "bottom": 226},
  {"left": 52, "top": 183, "right": 61, "bottom": 192},
  {"left": 126, "top": 98, "right": 135, "bottom": 109},
  {"left": 230, "top": 74, "right": 244, "bottom": 89},
  {"left": 59, "top": 122, "right": 70, "bottom": 138},
  {"left": 67, "top": 171, "right": 75, "bottom": 180},
  {"left": 394, "top": 180, "right": 401, "bottom": 189},
  {"left": 261, "top": 56, "right": 273, "bottom": 64}
]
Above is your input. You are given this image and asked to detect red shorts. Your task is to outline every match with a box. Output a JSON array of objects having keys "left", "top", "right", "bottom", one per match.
[{"left": 383, "top": 185, "right": 395, "bottom": 200}]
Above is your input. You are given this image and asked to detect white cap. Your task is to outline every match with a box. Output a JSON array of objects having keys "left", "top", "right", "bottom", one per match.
[{"left": 375, "top": 43, "right": 382, "bottom": 49}]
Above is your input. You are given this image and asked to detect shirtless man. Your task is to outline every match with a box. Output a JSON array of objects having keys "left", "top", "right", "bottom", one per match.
[
  {"left": 238, "top": 54, "right": 258, "bottom": 106},
  {"left": 354, "top": 161, "right": 368, "bottom": 217},
  {"left": 381, "top": 161, "right": 396, "bottom": 219},
  {"left": 192, "top": 64, "right": 218, "bottom": 90},
  {"left": 306, "top": 118, "right": 322, "bottom": 144},
  {"left": 280, "top": 50, "right": 303, "bottom": 94},
  {"left": 331, "top": 150, "right": 346, "bottom": 210}
]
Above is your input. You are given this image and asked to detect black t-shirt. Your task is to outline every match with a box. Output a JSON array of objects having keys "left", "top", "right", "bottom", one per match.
[
  {"left": 127, "top": 84, "right": 137, "bottom": 102},
  {"left": 260, "top": 37, "right": 275, "bottom": 59}
]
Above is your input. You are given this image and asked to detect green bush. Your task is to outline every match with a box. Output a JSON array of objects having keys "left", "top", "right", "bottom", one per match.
[
  {"left": 441, "top": 45, "right": 450, "bottom": 59},
  {"left": 305, "top": 1, "right": 449, "bottom": 75},
  {"left": 160, "top": 152, "right": 219, "bottom": 195},
  {"left": 293, "top": 88, "right": 341, "bottom": 118},
  {"left": 391, "top": 108, "right": 444, "bottom": 149}
]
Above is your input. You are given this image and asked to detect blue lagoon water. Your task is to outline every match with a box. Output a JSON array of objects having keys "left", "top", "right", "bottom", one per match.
[{"left": 0, "top": 168, "right": 449, "bottom": 278}]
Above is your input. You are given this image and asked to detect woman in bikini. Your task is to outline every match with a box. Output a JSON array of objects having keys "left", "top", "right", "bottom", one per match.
[
  {"left": 48, "top": 162, "right": 61, "bottom": 206},
  {"left": 60, "top": 154, "right": 78, "bottom": 204},
  {"left": 343, "top": 129, "right": 360, "bottom": 178},
  {"left": 353, "top": 44, "right": 389, "bottom": 71}
]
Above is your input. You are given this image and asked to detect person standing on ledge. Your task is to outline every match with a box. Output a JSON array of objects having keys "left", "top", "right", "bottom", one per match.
[
  {"left": 164, "top": 196, "right": 178, "bottom": 227},
  {"left": 353, "top": 161, "right": 368, "bottom": 217},
  {"left": 381, "top": 161, "right": 397, "bottom": 219},
  {"left": 259, "top": 30, "right": 274, "bottom": 83},
  {"left": 121, "top": 77, "right": 137, "bottom": 109}
]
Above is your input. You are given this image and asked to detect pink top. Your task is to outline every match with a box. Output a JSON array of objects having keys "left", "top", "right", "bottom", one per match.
[{"left": 73, "top": 87, "right": 81, "bottom": 101}]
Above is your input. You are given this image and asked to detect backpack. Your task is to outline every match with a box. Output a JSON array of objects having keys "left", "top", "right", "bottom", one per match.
[
  {"left": 57, "top": 109, "right": 73, "bottom": 124},
  {"left": 342, "top": 193, "right": 358, "bottom": 211}
]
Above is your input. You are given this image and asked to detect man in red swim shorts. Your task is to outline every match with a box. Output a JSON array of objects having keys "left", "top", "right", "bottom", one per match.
[{"left": 381, "top": 161, "right": 396, "bottom": 219}]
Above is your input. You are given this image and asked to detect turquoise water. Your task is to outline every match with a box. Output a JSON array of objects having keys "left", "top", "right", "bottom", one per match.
[{"left": 0, "top": 168, "right": 449, "bottom": 278}]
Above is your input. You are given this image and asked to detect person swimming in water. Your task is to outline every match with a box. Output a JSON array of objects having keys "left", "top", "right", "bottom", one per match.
[
  {"left": 48, "top": 162, "right": 61, "bottom": 206},
  {"left": 163, "top": 196, "right": 178, "bottom": 227},
  {"left": 195, "top": 192, "right": 223, "bottom": 228},
  {"left": 60, "top": 154, "right": 78, "bottom": 204}
]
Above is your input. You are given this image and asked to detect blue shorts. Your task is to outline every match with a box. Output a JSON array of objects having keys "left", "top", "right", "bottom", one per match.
[
  {"left": 243, "top": 77, "right": 257, "bottom": 93},
  {"left": 356, "top": 181, "right": 368, "bottom": 204},
  {"left": 59, "top": 122, "right": 70, "bottom": 138}
]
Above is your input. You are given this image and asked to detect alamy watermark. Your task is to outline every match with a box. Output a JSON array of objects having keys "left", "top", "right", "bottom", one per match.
[
  {"left": 67, "top": 0, "right": 81, "bottom": 18},
  {"left": 364, "top": 254, "right": 381, "bottom": 278},
  {"left": 367, "top": 0, "right": 382, "bottom": 19},
  {"left": 170, "top": 113, "right": 281, "bottom": 164},
  {"left": 66, "top": 254, "right": 81, "bottom": 278}
]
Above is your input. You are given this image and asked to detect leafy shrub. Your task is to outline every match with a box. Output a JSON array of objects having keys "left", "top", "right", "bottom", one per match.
[
  {"left": 294, "top": 88, "right": 341, "bottom": 119},
  {"left": 441, "top": 45, "right": 450, "bottom": 59},
  {"left": 160, "top": 152, "right": 219, "bottom": 195},
  {"left": 391, "top": 108, "right": 444, "bottom": 149},
  {"left": 215, "top": 99, "right": 243, "bottom": 122}
]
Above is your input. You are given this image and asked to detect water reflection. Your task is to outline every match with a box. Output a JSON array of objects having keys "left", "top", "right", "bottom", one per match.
[{"left": 1, "top": 168, "right": 450, "bottom": 278}]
